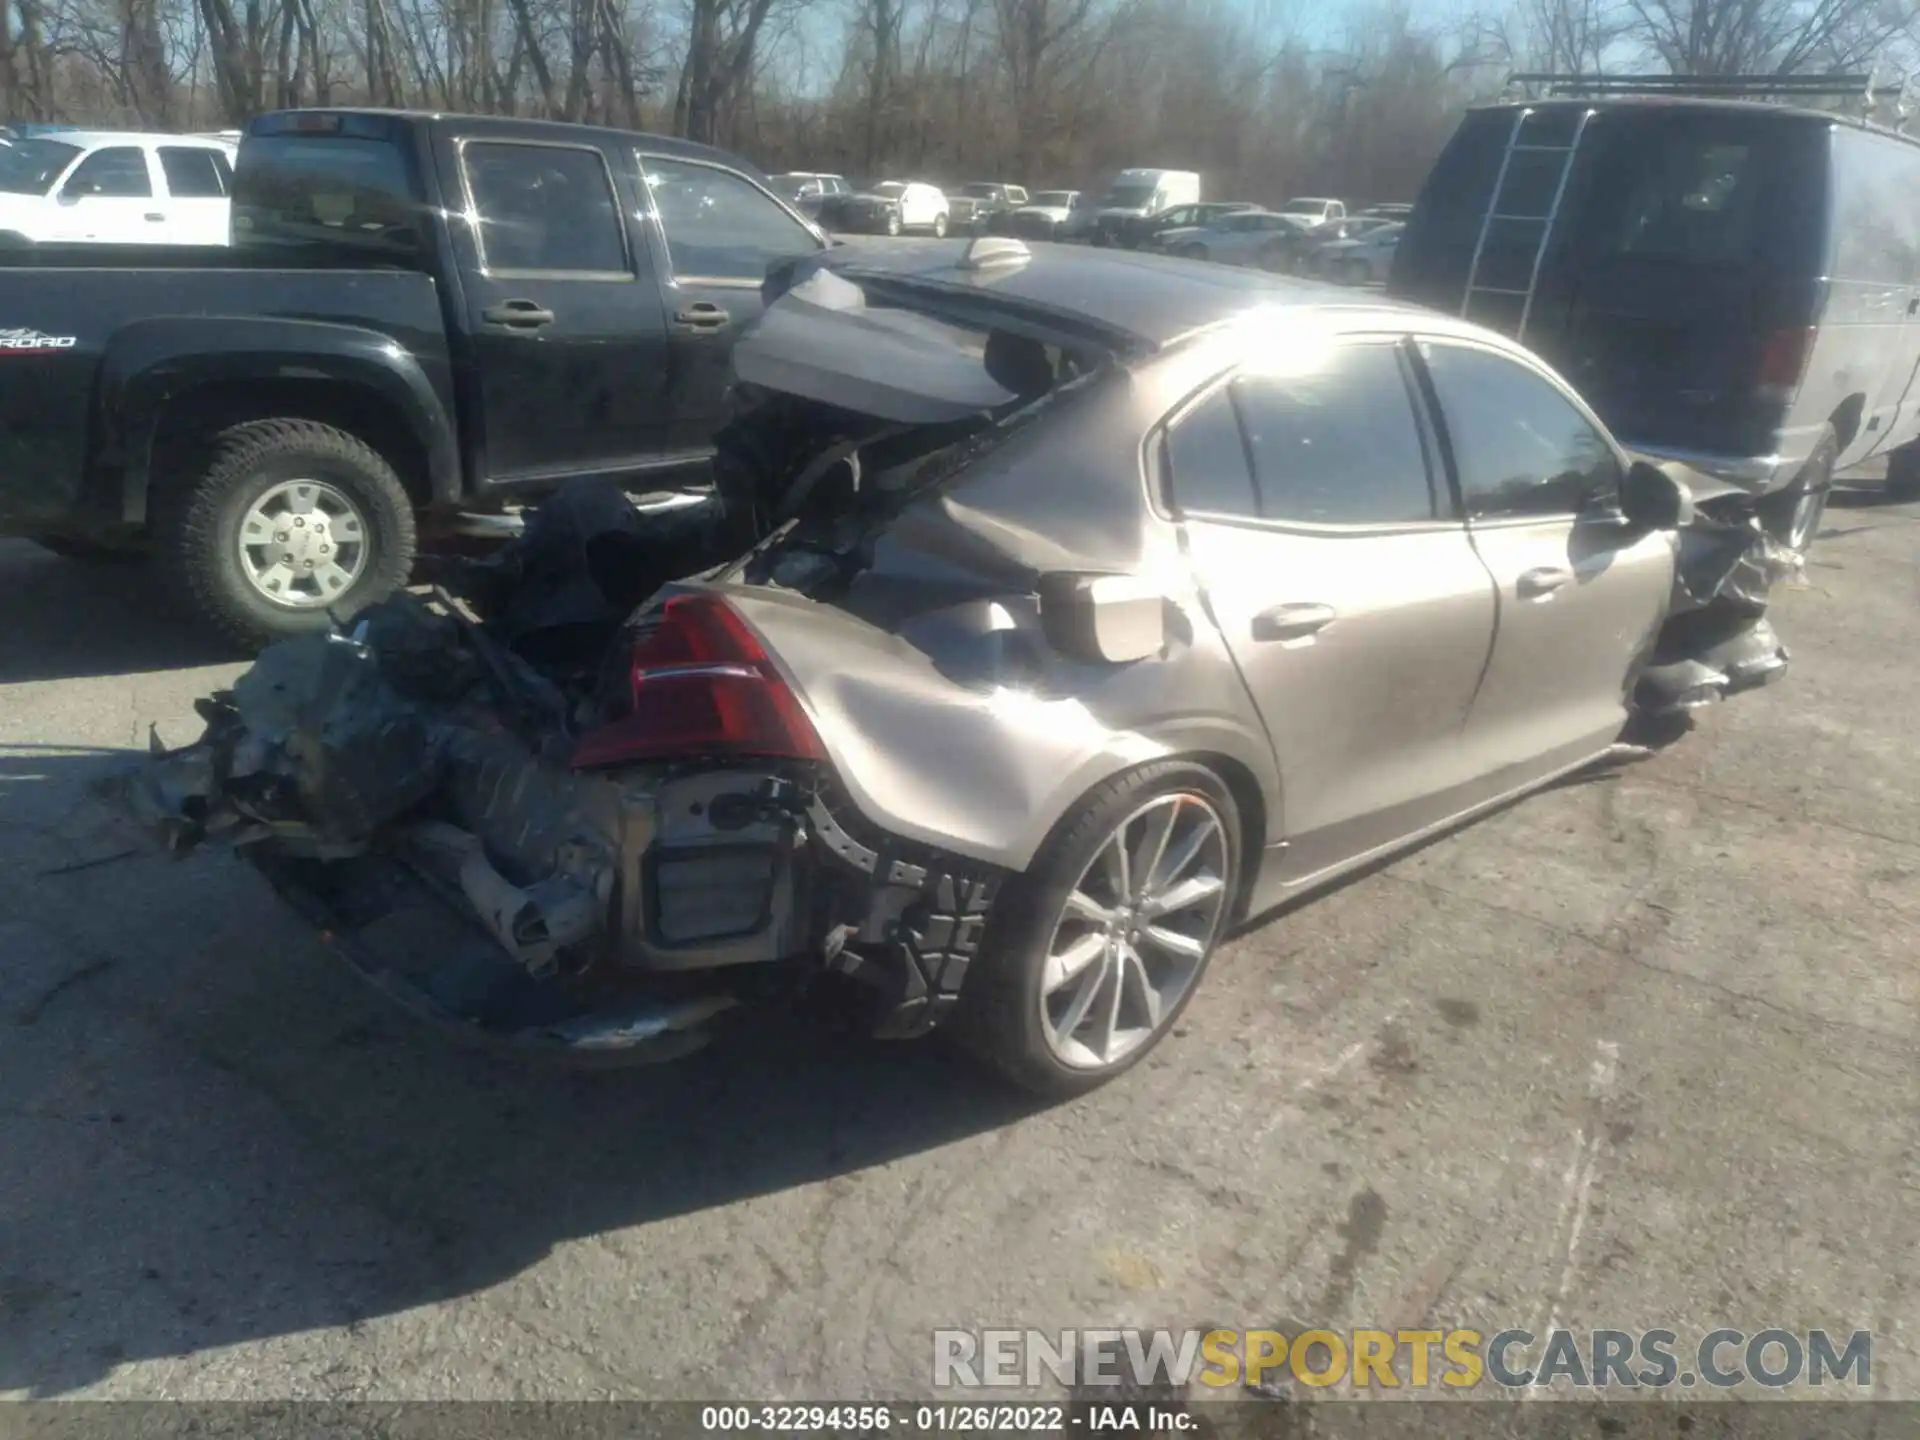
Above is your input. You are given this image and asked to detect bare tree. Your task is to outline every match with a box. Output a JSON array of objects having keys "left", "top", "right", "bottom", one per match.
[{"left": 1623, "top": 0, "right": 1918, "bottom": 72}]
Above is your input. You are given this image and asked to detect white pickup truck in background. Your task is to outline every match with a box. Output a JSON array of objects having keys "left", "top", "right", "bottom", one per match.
[{"left": 0, "top": 130, "right": 238, "bottom": 246}]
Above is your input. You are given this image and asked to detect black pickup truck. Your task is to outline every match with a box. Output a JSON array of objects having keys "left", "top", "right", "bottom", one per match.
[{"left": 0, "top": 108, "right": 832, "bottom": 645}]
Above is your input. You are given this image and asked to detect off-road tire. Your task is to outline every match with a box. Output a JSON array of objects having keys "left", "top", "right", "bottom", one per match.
[
  {"left": 156, "top": 418, "right": 416, "bottom": 651},
  {"left": 953, "top": 761, "right": 1241, "bottom": 1099}
]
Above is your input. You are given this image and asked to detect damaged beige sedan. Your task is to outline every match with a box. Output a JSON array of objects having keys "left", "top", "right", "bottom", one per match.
[{"left": 126, "top": 239, "right": 1796, "bottom": 1096}]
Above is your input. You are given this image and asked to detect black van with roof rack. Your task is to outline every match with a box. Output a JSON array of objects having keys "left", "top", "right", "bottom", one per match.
[{"left": 1389, "top": 71, "right": 1920, "bottom": 540}]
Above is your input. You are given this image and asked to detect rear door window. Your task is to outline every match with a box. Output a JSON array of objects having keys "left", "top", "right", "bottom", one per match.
[
  {"left": 1232, "top": 343, "right": 1437, "bottom": 525},
  {"left": 463, "top": 141, "right": 629, "bottom": 275},
  {"left": 1597, "top": 139, "right": 1759, "bottom": 265},
  {"left": 159, "top": 146, "right": 229, "bottom": 198}
]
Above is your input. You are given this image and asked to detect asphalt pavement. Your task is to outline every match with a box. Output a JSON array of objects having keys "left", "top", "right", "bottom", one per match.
[{"left": 1, "top": 473, "right": 1915, "bottom": 1402}]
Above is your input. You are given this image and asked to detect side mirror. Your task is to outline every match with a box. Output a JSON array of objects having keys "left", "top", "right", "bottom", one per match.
[
  {"left": 1619, "top": 458, "right": 1696, "bottom": 532},
  {"left": 1040, "top": 572, "right": 1167, "bottom": 664}
]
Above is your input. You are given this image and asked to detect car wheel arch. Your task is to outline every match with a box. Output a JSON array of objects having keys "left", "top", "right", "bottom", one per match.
[
  {"left": 101, "top": 328, "right": 456, "bottom": 525},
  {"left": 144, "top": 375, "right": 439, "bottom": 516}
]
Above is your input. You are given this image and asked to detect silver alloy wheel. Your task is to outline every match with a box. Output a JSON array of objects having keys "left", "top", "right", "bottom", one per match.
[
  {"left": 1038, "top": 792, "right": 1231, "bottom": 1070},
  {"left": 235, "top": 478, "right": 369, "bottom": 609}
]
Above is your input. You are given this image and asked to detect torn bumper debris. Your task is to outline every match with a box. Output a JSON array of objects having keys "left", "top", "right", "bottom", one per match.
[
  {"left": 120, "top": 572, "right": 1001, "bottom": 1058},
  {"left": 1633, "top": 473, "right": 1799, "bottom": 715}
]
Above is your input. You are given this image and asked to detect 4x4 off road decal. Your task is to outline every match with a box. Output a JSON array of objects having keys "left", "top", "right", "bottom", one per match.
[{"left": 0, "top": 328, "right": 78, "bottom": 352}]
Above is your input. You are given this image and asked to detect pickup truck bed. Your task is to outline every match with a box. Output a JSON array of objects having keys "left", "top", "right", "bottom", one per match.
[{"left": 0, "top": 107, "right": 832, "bottom": 647}]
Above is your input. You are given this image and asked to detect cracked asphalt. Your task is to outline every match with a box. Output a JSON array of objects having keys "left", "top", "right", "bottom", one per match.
[{"left": 1, "top": 475, "right": 1915, "bottom": 1403}]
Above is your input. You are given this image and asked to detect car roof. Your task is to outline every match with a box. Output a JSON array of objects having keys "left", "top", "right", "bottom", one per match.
[
  {"left": 29, "top": 130, "right": 230, "bottom": 150},
  {"left": 250, "top": 108, "right": 751, "bottom": 170},
  {"left": 830, "top": 239, "right": 1450, "bottom": 348}
]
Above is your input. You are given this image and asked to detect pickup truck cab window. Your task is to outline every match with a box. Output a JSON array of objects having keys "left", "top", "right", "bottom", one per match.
[
  {"left": 64, "top": 147, "right": 152, "bottom": 198},
  {"left": 638, "top": 154, "right": 819, "bottom": 283},
  {"left": 230, "top": 134, "right": 421, "bottom": 260},
  {"left": 462, "top": 141, "right": 629, "bottom": 278}
]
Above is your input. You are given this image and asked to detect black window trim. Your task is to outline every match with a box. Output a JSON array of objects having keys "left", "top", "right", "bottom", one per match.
[
  {"left": 157, "top": 144, "right": 230, "bottom": 199},
  {"left": 455, "top": 135, "right": 636, "bottom": 283},
  {"left": 635, "top": 148, "right": 827, "bottom": 289},
  {"left": 1406, "top": 332, "right": 1628, "bottom": 527},
  {"left": 1151, "top": 333, "right": 1459, "bottom": 536}
]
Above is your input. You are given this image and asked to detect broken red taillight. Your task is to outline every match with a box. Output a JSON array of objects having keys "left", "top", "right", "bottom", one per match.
[{"left": 569, "top": 593, "right": 827, "bottom": 769}]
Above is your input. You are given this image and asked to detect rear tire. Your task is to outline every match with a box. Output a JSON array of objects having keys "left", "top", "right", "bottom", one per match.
[
  {"left": 954, "top": 762, "right": 1241, "bottom": 1099},
  {"left": 932, "top": 211, "right": 949, "bottom": 238},
  {"left": 1885, "top": 443, "right": 1920, "bottom": 501},
  {"left": 156, "top": 418, "right": 416, "bottom": 651},
  {"left": 885, "top": 211, "right": 902, "bottom": 237}
]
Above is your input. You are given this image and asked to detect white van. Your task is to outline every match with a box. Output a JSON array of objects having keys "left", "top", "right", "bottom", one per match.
[
  {"left": 0, "top": 131, "right": 238, "bottom": 246},
  {"left": 1088, "top": 168, "right": 1201, "bottom": 246}
]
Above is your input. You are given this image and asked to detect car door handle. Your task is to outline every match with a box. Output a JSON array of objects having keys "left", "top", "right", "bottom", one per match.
[
  {"left": 1251, "top": 602, "right": 1337, "bottom": 644},
  {"left": 1517, "top": 567, "right": 1572, "bottom": 599},
  {"left": 673, "top": 303, "right": 732, "bottom": 331},
  {"left": 482, "top": 300, "right": 555, "bottom": 329},
  {"left": 144, "top": 212, "right": 165, "bottom": 222}
]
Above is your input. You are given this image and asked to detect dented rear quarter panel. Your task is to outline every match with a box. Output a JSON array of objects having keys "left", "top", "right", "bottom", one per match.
[{"left": 712, "top": 367, "right": 1282, "bottom": 877}]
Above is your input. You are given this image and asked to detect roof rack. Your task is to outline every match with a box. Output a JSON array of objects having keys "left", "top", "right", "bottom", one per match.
[{"left": 1503, "top": 69, "right": 1913, "bottom": 131}]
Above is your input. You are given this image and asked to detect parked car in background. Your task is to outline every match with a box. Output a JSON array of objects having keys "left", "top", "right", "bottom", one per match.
[
  {"left": 997, "top": 189, "right": 1092, "bottom": 240},
  {"left": 0, "top": 131, "right": 236, "bottom": 245},
  {"left": 0, "top": 108, "right": 828, "bottom": 646},
  {"left": 1088, "top": 168, "right": 1202, "bottom": 246},
  {"left": 1112, "top": 200, "right": 1258, "bottom": 250},
  {"left": 1146, "top": 208, "right": 1313, "bottom": 269},
  {"left": 1357, "top": 202, "right": 1413, "bottom": 221},
  {"left": 1277, "top": 196, "right": 1348, "bottom": 227},
  {"left": 127, "top": 240, "right": 1796, "bottom": 1098},
  {"left": 1314, "top": 220, "right": 1403, "bottom": 284},
  {"left": 1390, "top": 72, "right": 1920, "bottom": 533},
  {"left": 769, "top": 171, "right": 849, "bottom": 222},
  {"left": 837, "top": 179, "right": 949, "bottom": 236},
  {"left": 946, "top": 181, "right": 1028, "bottom": 234}
]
